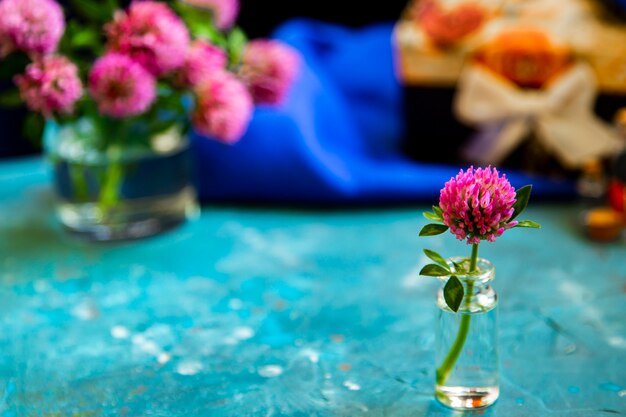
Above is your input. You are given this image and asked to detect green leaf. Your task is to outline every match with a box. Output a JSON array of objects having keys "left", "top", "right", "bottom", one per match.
[
  {"left": 515, "top": 220, "right": 541, "bottom": 228},
  {"left": 0, "top": 89, "right": 23, "bottom": 107},
  {"left": 422, "top": 211, "right": 441, "bottom": 222},
  {"left": 0, "top": 51, "right": 29, "bottom": 80},
  {"left": 227, "top": 26, "right": 247, "bottom": 66},
  {"left": 69, "top": 0, "right": 119, "bottom": 23},
  {"left": 71, "top": 28, "right": 100, "bottom": 48},
  {"left": 433, "top": 205, "right": 443, "bottom": 217},
  {"left": 443, "top": 276, "right": 464, "bottom": 312},
  {"left": 419, "top": 264, "right": 451, "bottom": 277},
  {"left": 22, "top": 112, "right": 44, "bottom": 149},
  {"left": 419, "top": 223, "right": 449, "bottom": 237},
  {"left": 103, "top": 0, "right": 119, "bottom": 17},
  {"left": 511, "top": 185, "right": 532, "bottom": 221},
  {"left": 423, "top": 249, "right": 449, "bottom": 270},
  {"left": 423, "top": 211, "right": 442, "bottom": 222},
  {"left": 69, "top": 0, "right": 108, "bottom": 21},
  {"left": 195, "top": 23, "right": 223, "bottom": 44},
  {"left": 175, "top": 1, "right": 227, "bottom": 46}
]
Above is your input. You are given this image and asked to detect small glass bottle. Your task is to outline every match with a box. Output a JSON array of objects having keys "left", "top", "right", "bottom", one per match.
[
  {"left": 435, "top": 257, "right": 499, "bottom": 409},
  {"left": 575, "top": 158, "right": 607, "bottom": 208}
]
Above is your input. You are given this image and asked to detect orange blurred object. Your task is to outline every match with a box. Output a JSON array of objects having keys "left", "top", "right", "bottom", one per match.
[
  {"left": 414, "top": 0, "right": 487, "bottom": 47},
  {"left": 583, "top": 206, "right": 624, "bottom": 242},
  {"left": 474, "top": 28, "right": 572, "bottom": 88}
]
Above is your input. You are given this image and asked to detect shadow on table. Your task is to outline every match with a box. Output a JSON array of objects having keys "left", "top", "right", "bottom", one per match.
[
  {"left": 1, "top": 184, "right": 197, "bottom": 258},
  {"left": 0, "top": 185, "right": 88, "bottom": 256}
]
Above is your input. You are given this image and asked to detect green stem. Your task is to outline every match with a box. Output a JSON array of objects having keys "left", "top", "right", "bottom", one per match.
[
  {"left": 69, "top": 163, "right": 89, "bottom": 202},
  {"left": 98, "top": 147, "right": 125, "bottom": 218},
  {"left": 436, "top": 243, "right": 479, "bottom": 386},
  {"left": 469, "top": 243, "right": 479, "bottom": 272}
]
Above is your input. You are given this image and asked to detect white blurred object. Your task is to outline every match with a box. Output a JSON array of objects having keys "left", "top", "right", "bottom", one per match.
[{"left": 454, "top": 62, "right": 624, "bottom": 169}]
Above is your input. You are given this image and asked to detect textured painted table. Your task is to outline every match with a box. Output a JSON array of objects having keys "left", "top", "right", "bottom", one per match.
[{"left": 1, "top": 157, "right": 625, "bottom": 416}]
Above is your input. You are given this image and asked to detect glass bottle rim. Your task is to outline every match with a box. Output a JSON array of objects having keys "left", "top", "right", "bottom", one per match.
[{"left": 442, "top": 256, "right": 495, "bottom": 285}]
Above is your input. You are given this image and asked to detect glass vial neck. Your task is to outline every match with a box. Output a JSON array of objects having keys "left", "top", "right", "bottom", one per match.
[{"left": 437, "top": 257, "right": 497, "bottom": 313}]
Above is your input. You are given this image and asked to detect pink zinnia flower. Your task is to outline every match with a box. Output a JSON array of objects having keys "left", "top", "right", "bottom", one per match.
[
  {"left": 0, "top": 0, "right": 64, "bottom": 57},
  {"left": 14, "top": 55, "right": 82, "bottom": 117},
  {"left": 88, "top": 53, "right": 156, "bottom": 118},
  {"left": 181, "top": 0, "right": 239, "bottom": 30},
  {"left": 176, "top": 40, "right": 227, "bottom": 87},
  {"left": 439, "top": 166, "right": 518, "bottom": 244},
  {"left": 239, "top": 39, "right": 300, "bottom": 105},
  {"left": 192, "top": 70, "right": 253, "bottom": 144},
  {"left": 105, "top": 1, "right": 190, "bottom": 76}
]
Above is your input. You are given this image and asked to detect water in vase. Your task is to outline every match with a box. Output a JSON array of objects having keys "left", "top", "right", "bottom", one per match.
[
  {"left": 435, "top": 300, "right": 499, "bottom": 409},
  {"left": 50, "top": 143, "right": 198, "bottom": 241}
]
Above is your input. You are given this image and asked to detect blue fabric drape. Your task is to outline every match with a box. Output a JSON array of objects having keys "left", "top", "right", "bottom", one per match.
[{"left": 194, "top": 19, "right": 579, "bottom": 204}]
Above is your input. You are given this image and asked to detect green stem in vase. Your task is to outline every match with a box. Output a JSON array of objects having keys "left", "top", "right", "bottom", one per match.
[
  {"left": 68, "top": 162, "right": 89, "bottom": 202},
  {"left": 436, "top": 243, "right": 479, "bottom": 386},
  {"left": 97, "top": 143, "right": 125, "bottom": 219}
]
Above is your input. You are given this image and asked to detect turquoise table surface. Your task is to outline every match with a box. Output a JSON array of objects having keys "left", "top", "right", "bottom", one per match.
[{"left": 1, "top": 157, "right": 625, "bottom": 416}]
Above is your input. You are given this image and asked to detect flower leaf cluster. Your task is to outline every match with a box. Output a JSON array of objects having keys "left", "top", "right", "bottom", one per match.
[{"left": 418, "top": 248, "right": 466, "bottom": 312}]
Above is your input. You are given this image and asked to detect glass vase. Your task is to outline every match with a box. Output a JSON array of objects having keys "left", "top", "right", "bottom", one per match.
[
  {"left": 43, "top": 118, "right": 199, "bottom": 241},
  {"left": 435, "top": 257, "right": 499, "bottom": 409}
]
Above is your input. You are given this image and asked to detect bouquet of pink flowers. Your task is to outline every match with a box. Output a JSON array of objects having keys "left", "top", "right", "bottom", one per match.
[{"left": 0, "top": 0, "right": 300, "bottom": 145}]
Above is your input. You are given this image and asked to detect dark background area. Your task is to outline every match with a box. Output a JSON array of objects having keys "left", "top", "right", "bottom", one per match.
[{"left": 237, "top": 0, "right": 409, "bottom": 38}]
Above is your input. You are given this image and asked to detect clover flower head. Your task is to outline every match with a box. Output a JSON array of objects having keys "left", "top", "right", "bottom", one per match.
[
  {"left": 88, "top": 53, "right": 157, "bottom": 118},
  {"left": 192, "top": 69, "right": 253, "bottom": 144},
  {"left": 0, "top": 0, "right": 64, "bottom": 57},
  {"left": 239, "top": 39, "right": 300, "bottom": 105},
  {"left": 176, "top": 40, "right": 227, "bottom": 87},
  {"left": 439, "top": 165, "right": 518, "bottom": 244},
  {"left": 14, "top": 55, "right": 83, "bottom": 117},
  {"left": 105, "top": 1, "right": 190, "bottom": 76}
]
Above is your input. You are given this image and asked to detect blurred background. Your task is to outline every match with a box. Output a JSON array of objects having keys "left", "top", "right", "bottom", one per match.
[{"left": 2, "top": 0, "right": 626, "bottom": 209}]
